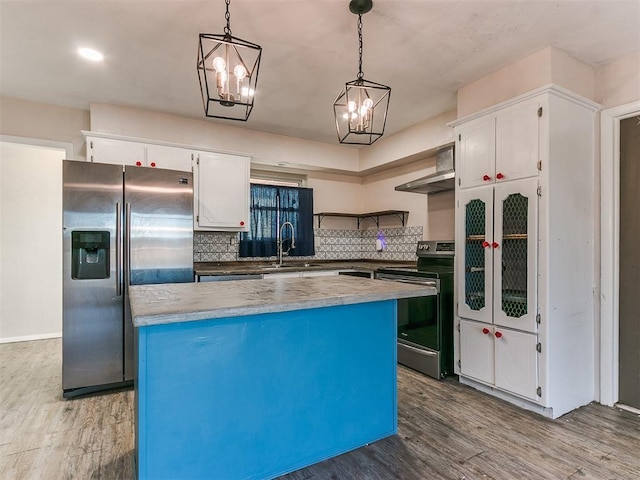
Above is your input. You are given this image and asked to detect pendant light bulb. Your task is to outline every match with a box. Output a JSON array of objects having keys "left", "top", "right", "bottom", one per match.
[
  {"left": 233, "top": 64, "right": 247, "bottom": 79},
  {"left": 363, "top": 98, "right": 374, "bottom": 109},
  {"left": 212, "top": 57, "right": 226, "bottom": 72},
  {"left": 347, "top": 101, "right": 357, "bottom": 113}
]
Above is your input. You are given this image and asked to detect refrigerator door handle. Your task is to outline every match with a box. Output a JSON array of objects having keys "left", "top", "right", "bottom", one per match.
[
  {"left": 116, "top": 202, "right": 122, "bottom": 296},
  {"left": 125, "top": 202, "right": 131, "bottom": 287}
]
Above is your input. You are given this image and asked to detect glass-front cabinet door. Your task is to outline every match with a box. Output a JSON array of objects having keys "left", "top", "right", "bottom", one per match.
[
  {"left": 457, "top": 186, "right": 494, "bottom": 324},
  {"left": 493, "top": 178, "right": 538, "bottom": 333}
]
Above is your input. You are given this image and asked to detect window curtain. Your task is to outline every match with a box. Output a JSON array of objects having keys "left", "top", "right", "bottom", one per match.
[{"left": 239, "top": 184, "right": 315, "bottom": 257}]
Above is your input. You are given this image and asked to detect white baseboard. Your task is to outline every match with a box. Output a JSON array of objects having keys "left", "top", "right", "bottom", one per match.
[{"left": 0, "top": 332, "right": 62, "bottom": 344}]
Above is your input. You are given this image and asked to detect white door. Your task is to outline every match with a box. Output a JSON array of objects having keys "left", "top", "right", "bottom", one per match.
[
  {"left": 456, "top": 115, "right": 496, "bottom": 189},
  {"left": 88, "top": 137, "right": 146, "bottom": 167},
  {"left": 457, "top": 186, "right": 494, "bottom": 324},
  {"left": 196, "top": 152, "right": 250, "bottom": 231},
  {"left": 146, "top": 145, "right": 193, "bottom": 172},
  {"left": 493, "top": 179, "right": 538, "bottom": 333},
  {"left": 494, "top": 327, "right": 539, "bottom": 401},
  {"left": 495, "top": 98, "right": 540, "bottom": 183},
  {"left": 459, "top": 319, "right": 494, "bottom": 384}
]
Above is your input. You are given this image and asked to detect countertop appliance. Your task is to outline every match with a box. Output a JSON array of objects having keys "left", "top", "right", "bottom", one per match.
[
  {"left": 62, "top": 160, "right": 193, "bottom": 397},
  {"left": 376, "top": 240, "right": 454, "bottom": 378}
]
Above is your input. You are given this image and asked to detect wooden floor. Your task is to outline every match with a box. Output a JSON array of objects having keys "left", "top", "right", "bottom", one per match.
[{"left": 1, "top": 339, "right": 639, "bottom": 480}]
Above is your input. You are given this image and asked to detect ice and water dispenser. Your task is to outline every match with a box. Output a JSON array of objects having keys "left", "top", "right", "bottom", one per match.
[{"left": 71, "top": 231, "right": 110, "bottom": 279}]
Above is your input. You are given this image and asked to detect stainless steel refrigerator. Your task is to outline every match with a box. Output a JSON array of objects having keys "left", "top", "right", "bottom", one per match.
[{"left": 62, "top": 160, "right": 193, "bottom": 397}]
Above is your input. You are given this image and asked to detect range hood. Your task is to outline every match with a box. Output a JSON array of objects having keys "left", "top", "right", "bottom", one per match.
[{"left": 395, "top": 145, "right": 455, "bottom": 194}]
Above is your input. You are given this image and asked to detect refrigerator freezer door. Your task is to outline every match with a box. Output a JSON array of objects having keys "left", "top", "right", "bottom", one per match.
[
  {"left": 123, "top": 167, "right": 193, "bottom": 380},
  {"left": 63, "top": 161, "right": 125, "bottom": 390}
]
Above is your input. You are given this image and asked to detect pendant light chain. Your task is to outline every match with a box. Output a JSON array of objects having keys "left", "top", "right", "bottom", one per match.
[
  {"left": 357, "top": 13, "right": 364, "bottom": 80},
  {"left": 224, "top": 0, "right": 232, "bottom": 36}
]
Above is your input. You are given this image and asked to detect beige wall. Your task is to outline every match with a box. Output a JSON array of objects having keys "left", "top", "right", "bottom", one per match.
[
  {"left": 359, "top": 110, "right": 456, "bottom": 171},
  {"left": 0, "top": 97, "right": 89, "bottom": 159},
  {"left": 307, "top": 156, "right": 455, "bottom": 238},
  {"left": 596, "top": 50, "right": 640, "bottom": 109},
  {"left": 457, "top": 47, "right": 596, "bottom": 118},
  {"left": 361, "top": 157, "right": 454, "bottom": 239}
]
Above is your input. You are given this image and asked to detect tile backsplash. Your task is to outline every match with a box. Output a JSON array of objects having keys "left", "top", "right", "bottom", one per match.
[{"left": 194, "top": 226, "right": 423, "bottom": 262}]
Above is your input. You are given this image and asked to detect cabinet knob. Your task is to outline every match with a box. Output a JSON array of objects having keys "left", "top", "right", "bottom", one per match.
[
  {"left": 482, "top": 241, "right": 490, "bottom": 248},
  {"left": 135, "top": 161, "right": 142, "bottom": 167},
  {"left": 150, "top": 162, "right": 156, "bottom": 167},
  {"left": 492, "top": 242, "right": 499, "bottom": 249},
  {"left": 482, "top": 174, "right": 491, "bottom": 181},
  {"left": 494, "top": 331, "right": 503, "bottom": 338},
  {"left": 496, "top": 172, "right": 505, "bottom": 180},
  {"left": 240, "top": 221, "right": 245, "bottom": 226},
  {"left": 482, "top": 328, "right": 490, "bottom": 335}
]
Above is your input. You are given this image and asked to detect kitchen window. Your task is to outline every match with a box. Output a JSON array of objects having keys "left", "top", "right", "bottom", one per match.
[{"left": 239, "top": 183, "right": 315, "bottom": 257}]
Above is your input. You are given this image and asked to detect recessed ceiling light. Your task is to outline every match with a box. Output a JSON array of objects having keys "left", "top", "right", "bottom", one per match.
[{"left": 78, "top": 47, "right": 104, "bottom": 62}]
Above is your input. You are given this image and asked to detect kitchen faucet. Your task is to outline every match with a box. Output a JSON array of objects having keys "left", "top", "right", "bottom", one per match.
[{"left": 277, "top": 221, "right": 296, "bottom": 266}]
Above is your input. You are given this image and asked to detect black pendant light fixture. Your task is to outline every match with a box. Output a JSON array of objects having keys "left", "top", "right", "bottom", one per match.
[
  {"left": 197, "top": 0, "right": 262, "bottom": 121},
  {"left": 333, "top": 0, "right": 391, "bottom": 145}
]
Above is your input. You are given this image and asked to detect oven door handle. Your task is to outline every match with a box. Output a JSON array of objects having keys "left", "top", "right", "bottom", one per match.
[{"left": 400, "top": 342, "right": 438, "bottom": 357}]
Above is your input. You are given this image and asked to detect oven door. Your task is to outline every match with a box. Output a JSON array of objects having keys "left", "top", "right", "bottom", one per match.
[{"left": 376, "top": 273, "right": 442, "bottom": 378}]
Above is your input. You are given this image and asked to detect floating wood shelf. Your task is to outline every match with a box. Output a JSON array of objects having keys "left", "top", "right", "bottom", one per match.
[{"left": 314, "top": 210, "right": 409, "bottom": 229}]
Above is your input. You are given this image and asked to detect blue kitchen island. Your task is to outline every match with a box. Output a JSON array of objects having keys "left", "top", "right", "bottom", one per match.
[{"left": 129, "top": 275, "right": 434, "bottom": 480}]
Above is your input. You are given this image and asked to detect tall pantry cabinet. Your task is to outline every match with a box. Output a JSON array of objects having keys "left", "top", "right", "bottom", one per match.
[{"left": 451, "top": 86, "right": 599, "bottom": 418}]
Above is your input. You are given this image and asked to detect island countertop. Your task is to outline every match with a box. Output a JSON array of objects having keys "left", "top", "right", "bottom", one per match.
[{"left": 129, "top": 275, "right": 435, "bottom": 327}]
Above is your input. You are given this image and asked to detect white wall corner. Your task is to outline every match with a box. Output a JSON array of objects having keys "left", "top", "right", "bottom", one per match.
[
  {"left": 595, "top": 49, "right": 640, "bottom": 109},
  {"left": 456, "top": 46, "right": 554, "bottom": 118},
  {"left": 549, "top": 48, "right": 596, "bottom": 102}
]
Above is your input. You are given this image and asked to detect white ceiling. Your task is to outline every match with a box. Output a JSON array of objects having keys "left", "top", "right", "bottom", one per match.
[{"left": 1, "top": 0, "right": 639, "bottom": 145}]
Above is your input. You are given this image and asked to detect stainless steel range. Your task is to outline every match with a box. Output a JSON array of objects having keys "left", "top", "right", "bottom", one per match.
[{"left": 376, "top": 241, "right": 454, "bottom": 379}]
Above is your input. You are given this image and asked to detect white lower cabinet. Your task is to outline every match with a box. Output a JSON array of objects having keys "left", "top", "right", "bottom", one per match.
[
  {"left": 493, "top": 326, "right": 538, "bottom": 400},
  {"left": 460, "top": 319, "right": 538, "bottom": 402},
  {"left": 459, "top": 319, "right": 494, "bottom": 385}
]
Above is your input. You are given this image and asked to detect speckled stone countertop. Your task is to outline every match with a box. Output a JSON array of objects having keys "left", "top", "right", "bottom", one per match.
[
  {"left": 193, "top": 260, "right": 414, "bottom": 276},
  {"left": 129, "top": 275, "right": 435, "bottom": 327}
]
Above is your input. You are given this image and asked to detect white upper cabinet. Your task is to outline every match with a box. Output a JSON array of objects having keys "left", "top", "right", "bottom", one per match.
[
  {"left": 146, "top": 144, "right": 193, "bottom": 172},
  {"left": 195, "top": 152, "right": 250, "bottom": 232},
  {"left": 456, "top": 98, "right": 540, "bottom": 189},
  {"left": 495, "top": 98, "right": 541, "bottom": 183},
  {"left": 87, "top": 137, "right": 146, "bottom": 167},
  {"left": 456, "top": 116, "right": 495, "bottom": 189},
  {"left": 86, "top": 136, "right": 193, "bottom": 172}
]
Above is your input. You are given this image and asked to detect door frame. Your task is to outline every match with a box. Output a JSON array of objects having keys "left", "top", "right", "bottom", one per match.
[{"left": 600, "top": 100, "right": 640, "bottom": 406}]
